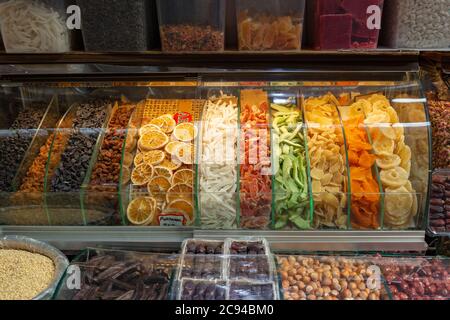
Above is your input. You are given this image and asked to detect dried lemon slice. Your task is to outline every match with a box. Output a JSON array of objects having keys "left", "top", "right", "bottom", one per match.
[
  {"left": 150, "top": 115, "right": 176, "bottom": 133},
  {"left": 376, "top": 154, "right": 401, "bottom": 170},
  {"left": 172, "top": 168, "right": 194, "bottom": 185},
  {"left": 138, "top": 131, "right": 169, "bottom": 151},
  {"left": 139, "top": 124, "right": 162, "bottom": 136},
  {"left": 380, "top": 167, "right": 409, "bottom": 188},
  {"left": 153, "top": 166, "right": 173, "bottom": 179},
  {"left": 143, "top": 150, "right": 165, "bottom": 166},
  {"left": 167, "top": 199, "right": 194, "bottom": 221},
  {"left": 131, "top": 163, "right": 154, "bottom": 186},
  {"left": 166, "top": 183, "right": 193, "bottom": 204},
  {"left": 174, "top": 143, "right": 194, "bottom": 165},
  {"left": 173, "top": 122, "right": 197, "bottom": 142},
  {"left": 165, "top": 141, "right": 188, "bottom": 156},
  {"left": 127, "top": 197, "right": 156, "bottom": 225},
  {"left": 372, "top": 135, "right": 395, "bottom": 156}
]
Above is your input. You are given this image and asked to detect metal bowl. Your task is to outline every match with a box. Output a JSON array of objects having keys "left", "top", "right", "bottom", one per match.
[{"left": 0, "top": 235, "right": 69, "bottom": 300}]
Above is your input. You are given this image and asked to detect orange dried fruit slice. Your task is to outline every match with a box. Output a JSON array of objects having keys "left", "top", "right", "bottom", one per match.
[
  {"left": 147, "top": 176, "right": 171, "bottom": 200},
  {"left": 139, "top": 123, "right": 162, "bottom": 136},
  {"left": 167, "top": 199, "right": 194, "bottom": 221},
  {"left": 150, "top": 115, "right": 176, "bottom": 133},
  {"left": 143, "top": 150, "right": 165, "bottom": 166},
  {"left": 166, "top": 183, "right": 193, "bottom": 204},
  {"left": 131, "top": 163, "right": 154, "bottom": 186},
  {"left": 165, "top": 141, "right": 188, "bottom": 156},
  {"left": 121, "top": 166, "right": 130, "bottom": 185},
  {"left": 133, "top": 152, "right": 144, "bottom": 167},
  {"left": 174, "top": 143, "right": 194, "bottom": 165},
  {"left": 173, "top": 122, "right": 197, "bottom": 142},
  {"left": 123, "top": 152, "right": 133, "bottom": 168},
  {"left": 127, "top": 197, "right": 156, "bottom": 225},
  {"left": 172, "top": 169, "right": 194, "bottom": 185},
  {"left": 153, "top": 166, "right": 173, "bottom": 179},
  {"left": 160, "top": 156, "right": 182, "bottom": 171},
  {"left": 138, "top": 131, "right": 169, "bottom": 151}
]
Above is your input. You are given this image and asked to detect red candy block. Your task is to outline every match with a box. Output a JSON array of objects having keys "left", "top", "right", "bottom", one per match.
[{"left": 319, "top": 14, "right": 352, "bottom": 50}]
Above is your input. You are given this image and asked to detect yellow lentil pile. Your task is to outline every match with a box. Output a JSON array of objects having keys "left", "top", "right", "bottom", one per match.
[{"left": 0, "top": 249, "right": 55, "bottom": 300}]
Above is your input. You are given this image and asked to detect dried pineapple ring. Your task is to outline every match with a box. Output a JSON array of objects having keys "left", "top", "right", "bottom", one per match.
[
  {"left": 398, "top": 145, "right": 411, "bottom": 166},
  {"left": 364, "top": 111, "right": 390, "bottom": 124},
  {"left": 393, "top": 124, "right": 404, "bottom": 140},
  {"left": 376, "top": 154, "right": 401, "bottom": 170},
  {"left": 401, "top": 161, "right": 411, "bottom": 176},
  {"left": 385, "top": 186, "right": 413, "bottom": 218},
  {"left": 372, "top": 135, "right": 395, "bottom": 156},
  {"left": 380, "top": 167, "right": 409, "bottom": 188},
  {"left": 379, "top": 125, "right": 396, "bottom": 140},
  {"left": 386, "top": 107, "right": 399, "bottom": 123},
  {"left": 373, "top": 100, "right": 390, "bottom": 113},
  {"left": 368, "top": 94, "right": 390, "bottom": 105}
]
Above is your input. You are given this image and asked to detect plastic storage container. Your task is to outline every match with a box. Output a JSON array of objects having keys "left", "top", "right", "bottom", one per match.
[
  {"left": 76, "top": 0, "right": 157, "bottom": 52},
  {"left": 380, "top": 0, "right": 450, "bottom": 49},
  {"left": 54, "top": 248, "right": 177, "bottom": 300},
  {"left": 308, "top": 0, "right": 384, "bottom": 50},
  {"left": 236, "top": 0, "right": 305, "bottom": 51},
  {"left": 0, "top": 0, "right": 72, "bottom": 53},
  {"left": 156, "top": 0, "right": 225, "bottom": 52}
]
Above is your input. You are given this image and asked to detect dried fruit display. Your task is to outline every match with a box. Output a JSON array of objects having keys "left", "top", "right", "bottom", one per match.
[
  {"left": 277, "top": 255, "right": 382, "bottom": 300},
  {"left": 362, "top": 94, "right": 417, "bottom": 229},
  {"left": 179, "top": 280, "right": 227, "bottom": 300},
  {"left": 229, "top": 281, "right": 276, "bottom": 300},
  {"left": 199, "top": 96, "right": 239, "bottom": 229},
  {"left": 239, "top": 90, "right": 272, "bottom": 229},
  {"left": 55, "top": 251, "right": 175, "bottom": 300},
  {"left": 428, "top": 99, "right": 450, "bottom": 169},
  {"left": 429, "top": 172, "right": 450, "bottom": 234},
  {"left": 304, "top": 94, "right": 347, "bottom": 229},
  {"left": 179, "top": 240, "right": 224, "bottom": 280},
  {"left": 228, "top": 240, "right": 268, "bottom": 255},
  {"left": 127, "top": 101, "right": 200, "bottom": 227},
  {"left": 343, "top": 109, "right": 380, "bottom": 229},
  {"left": 271, "top": 98, "right": 309, "bottom": 229},
  {"left": 183, "top": 240, "right": 224, "bottom": 255},
  {"left": 377, "top": 257, "right": 450, "bottom": 300},
  {"left": 160, "top": 25, "right": 224, "bottom": 52},
  {"left": 238, "top": 12, "right": 303, "bottom": 50},
  {"left": 228, "top": 256, "right": 272, "bottom": 281}
]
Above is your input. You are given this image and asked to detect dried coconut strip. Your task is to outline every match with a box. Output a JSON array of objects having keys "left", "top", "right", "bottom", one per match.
[{"left": 199, "top": 97, "right": 239, "bottom": 229}]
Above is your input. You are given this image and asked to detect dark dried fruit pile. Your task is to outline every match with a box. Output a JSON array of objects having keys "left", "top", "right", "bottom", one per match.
[
  {"left": 229, "top": 256, "right": 271, "bottom": 281},
  {"left": 229, "top": 241, "right": 266, "bottom": 255},
  {"left": 381, "top": 258, "right": 450, "bottom": 300},
  {"left": 429, "top": 173, "right": 450, "bottom": 233},
  {"left": 160, "top": 25, "right": 224, "bottom": 52},
  {"left": 0, "top": 103, "right": 47, "bottom": 192},
  {"left": 70, "top": 254, "right": 171, "bottom": 300},
  {"left": 428, "top": 99, "right": 450, "bottom": 169},
  {"left": 181, "top": 241, "right": 224, "bottom": 280},
  {"left": 185, "top": 240, "right": 223, "bottom": 255},
  {"left": 229, "top": 282, "right": 274, "bottom": 300},
  {"left": 180, "top": 280, "right": 226, "bottom": 300},
  {"left": 50, "top": 100, "right": 110, "bottom": 192}
]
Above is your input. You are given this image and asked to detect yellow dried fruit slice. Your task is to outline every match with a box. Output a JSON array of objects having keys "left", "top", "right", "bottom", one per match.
[
  {"left": 121, "top": 166, "right": 130, "bottom": 185},
  {"left": 372, "top": 135, "right": 395, "bottom": 156},
  {"left": 125, "top": 136, "right": 136, "bottom": 152},
  {"left": 393, "top": 124, "right": 404, "bottom": 141},
  {"left": 150, "top": 115, "right": 176, "bottom": 133},
  {"left": 131, "top": 163, "right": 154, "bottom": 186},
  {"left": 385, "top": 186, "right": 413, "bottom": 220},
  {"left": 123, "top": 152, "right": 133, "bottom": 168},
  {"left": 160, "top": 157, "right": 182, "bottom": 171},
  {"left": 167, "top": 199, "right": 194, "bottom": 221},
  {"left": 153, "top": 166, "right": 173, "bottom": 179},
  {"left": 372, "top": 100, "right": 390, "bottom": 113},
  {"left": 173, "top": 122, "right": 197, "bottom": 142},
  {"left": 133, "top": 152, "right": 144, "bottom": 167},
  {"left": 138, "top": 131, "right": 169, "bottom": 151},
  {"left": 143, "top": 150, "right": 165, "bottom": 166},
  {"left": 139, "top": 123, "right": 162, "bottom": 136},
  {"left": 364, "top": 111, "right": 390, "bottom": 124},
  {"left": 172, "top": 169, "right": 194, "bottom": 185},
  {"left": 127, "top": 197, "right": 156, "bottom": 225},
  {"left": 398, "top": 145, "right": 411, "bottom": 166},
  {"left": 165, "top": 141, "right": 188, "bottom": 156},
  {"left": 380, "top": 167, "right": 409, "bottom": 188},
  {"left": 166, "top": 183, "right": 193, "bottom": 204},
  {"left": 386, "top": 107, "right": 399, "bottom": 123},
  {"left": 174, "top": 143, "right": 194, "bottom": 165},
  {"left": 376, "top": 154, "right": 401, "bottom": 170},
  {"left": 147, "top": 176, "right": 171, "bottom": 200},
  {"left": 379, "top": 125, "right": 396, "bottom": 140}
]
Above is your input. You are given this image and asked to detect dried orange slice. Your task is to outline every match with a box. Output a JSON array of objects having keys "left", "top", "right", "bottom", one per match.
[
  {"left": 153, "top": 166, "right": 173, "bottom": 179},
  {"left": 138, "top": 131, "right": 169, "bottom": 151},
  {"left": 143, "top": 150, "right": 165, "bottom": 166},
  {"left": 131, "top": 163, "right": 154, "bottom": 186},
  {"left": 165, "top": 141, "right": 188, "bottom": 156},
  {"left": 160, "top": 157, "right": 182, "bottom": 171},
  {"left": 133, "top": 152, "right": 144, "bottom": 167},
  {"left": 121, "top": 166, "right": 130, "bottom": 185},
  {"left": 167, "top": 199, "right": 194, "bottom": 221},
  {"left": 123, "top": 152, "right": 133, "bottom": 168},
  {"left": 172, "top": 169, "right": 194, "bottom": 185},
  {"left": 174, "top": 143, "right": 194, "bottom": 165},
  {"left": 139, "top": 123, "right": 162, "bottom": 136},
  {"left": 150, "top": 115, "right": 176, "bottom": 133},
  {"left": 147, "top": 176, "right": 171, "bottom": 200},
  {"left": 173, "top": 122, "right": 197, "bottom": 142},
  {"left": 127, "top": 197, "right": 156, "bottom": 225},
  {"left": 166, "top": 183, "right": 193, "bottom": 204}
]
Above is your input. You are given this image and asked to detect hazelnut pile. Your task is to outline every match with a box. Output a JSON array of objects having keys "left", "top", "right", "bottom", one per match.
[{"left": 278, "top": 256, "right": 381, "bottom": 300}]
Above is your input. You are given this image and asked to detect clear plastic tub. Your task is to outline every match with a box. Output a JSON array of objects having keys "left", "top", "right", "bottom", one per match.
[
  {"left": 308, "top": 0, "right": 384, "bottom": 50},
  {"left": 229, "top": 280, "right": 278, "bottom": 300},
  {"left": 236, "top": 0, "right": 305, "bottom": 51},
  {"left": 0, "top": 0, "right": 73, "bottom": 53},
  {"left": 76, "top": 0, "right": 157, "bottom": 52},
  {"left": 156, "top": 0, "right": 225, "bottom": 52},
  {"left": 380, "top": 0, "right": 450, "bottom": 49}
]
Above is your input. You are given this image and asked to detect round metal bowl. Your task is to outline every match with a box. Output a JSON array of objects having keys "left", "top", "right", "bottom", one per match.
[{"left": 0, "top": 235, "right": 69, "bottom": 300}]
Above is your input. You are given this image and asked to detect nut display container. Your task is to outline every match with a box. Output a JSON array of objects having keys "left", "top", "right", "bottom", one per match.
[
  {"left": 380, "top": 0, "right": 450, "bottom": 49},
  {"left": 236, "top": 0, "right": 305, "bottom": 51},
  {"left": 0, "top": 0, "right": 73, "bottom": 53},
  {"left": 307, "top": 0, "right": 384, "bottom": 50},
  {"left": 76, "top": 0, "right": 159, "bottom": 52},
  {"left": 156, "top": 0, "right": 225, "bottom": 52}
]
